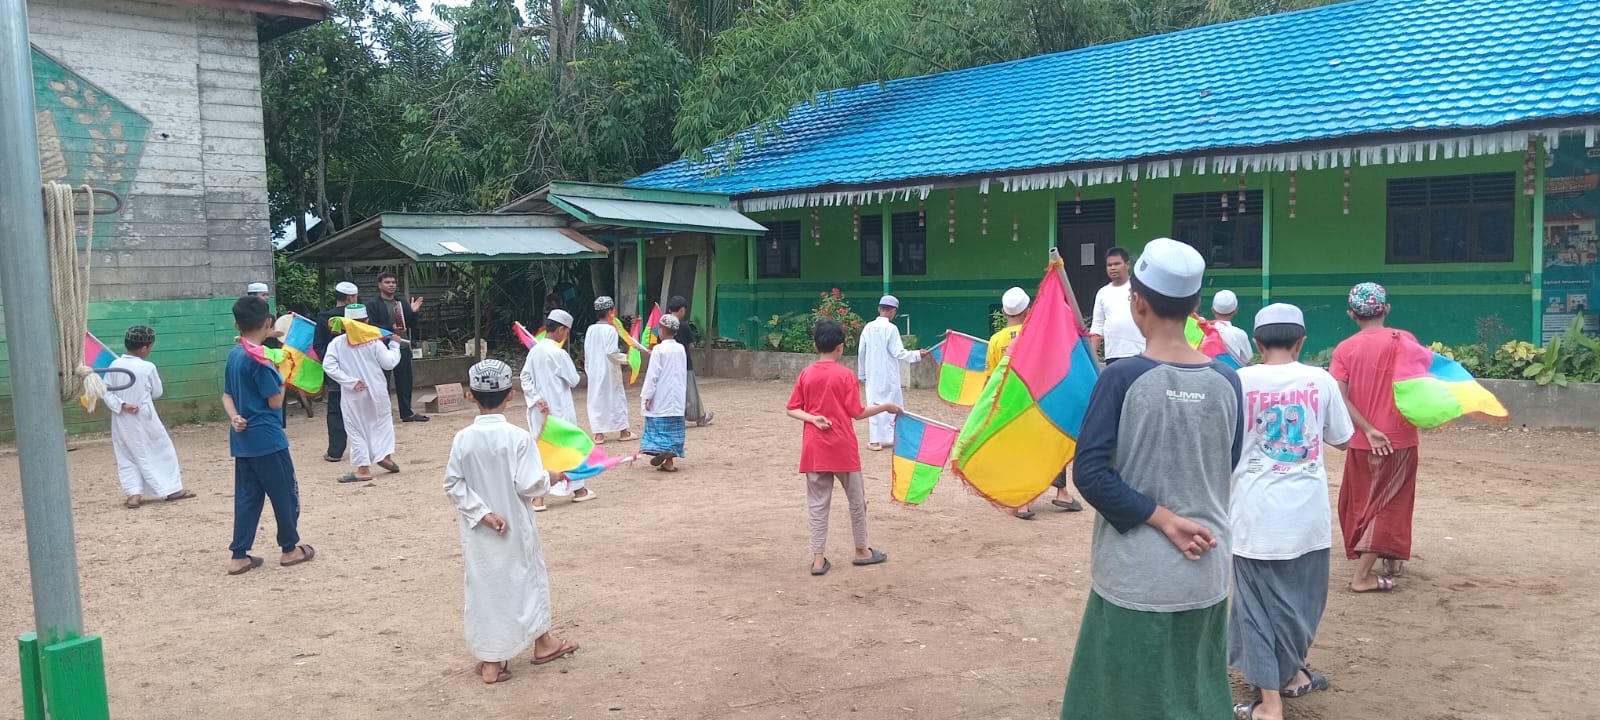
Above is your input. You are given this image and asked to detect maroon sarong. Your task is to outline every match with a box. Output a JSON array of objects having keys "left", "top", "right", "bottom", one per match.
[{"left": 1338, "top": 447, "right": 1418, "bottom": 560}]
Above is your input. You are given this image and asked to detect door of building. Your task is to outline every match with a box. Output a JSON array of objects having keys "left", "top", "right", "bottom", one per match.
[{"left": 1059, "top": 198, "right": 1117, "bottom": 322}]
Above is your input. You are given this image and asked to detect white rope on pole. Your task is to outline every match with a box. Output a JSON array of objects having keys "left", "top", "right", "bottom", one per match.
[{"left": 42, "top": 181, "right": 104, "bottom": 408}]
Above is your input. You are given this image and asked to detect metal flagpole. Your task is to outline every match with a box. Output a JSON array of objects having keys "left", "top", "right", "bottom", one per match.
[{"left": 0, "top": 2, "right": 111, "bottom": 716}]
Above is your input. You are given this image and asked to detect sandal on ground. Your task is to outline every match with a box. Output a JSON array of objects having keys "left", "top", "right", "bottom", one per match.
[
  {"left": 696, "top": 413, "right": 714, "bottom": 427},
  {"left": 620, "top": 429, "right": 635, "bottom": 440},
  {"left": 656, "top": 464, "right": 679, "bottom": 473},
  {"left": 124, "top": 496, "right": 142, "bottom": 509},
  {"left": 476, "top": 661, "right": 511, "bottom": 684},
  {"left": 531, "top": 639, "right": 579, "bottom": 665},
  {"left": 532, "top": 503, "right": 548, "bottom": 512},
  {"left": 810, "top": 558, "right": 831, "bottom": 576},
  {"left": 281, "top": 544, "right": 316, "bottom": 567},
  {"left": 572, "top": 490, "right": 598, "bottom": 503},
  {"left": 593, "top": 435, "right": 606, "bottom": 445},
  {"left": 1051, "top": 498, "right": 1084, "bottom": 511},
  {"left": 1233, "top": 702, "right": 1264, "bottom": 720},
  {"left": 337, "top": 472, "right": 367, "bottom": 484},
  {"left": 323, "top": 454, "right": 342, "bottom": 463},
  {"left": 377, "top": 459, "right": 400, "bottom": 474},
  {"left": 649, "top": 451, "right": 675, "bottom": 467},
  {"left": 1013, "top": 509, "right": 1036, "bottom": 520},
  {"left": 866, "top": 443, "right": 883, "bottom": 452},
  {"left": 1348, "top": 576, "right": 1397, "bottom": 593},
  {"left": 852, "top": 548, "right": 888, "bottom": 566},
  {"left": 227, "top": 556, "right": 264, "bottom": 576},
  {"left": 165, "top": 490, "right": 197, "bottom": 502},
  {"left": 1281, "top": 666, "right": 1330, "bottom": 698}
]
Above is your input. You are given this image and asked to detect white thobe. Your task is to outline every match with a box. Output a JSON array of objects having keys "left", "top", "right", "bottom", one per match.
[
  {"left": 1091, "top": 282, "right": 1146, "bottom": 360},
  {"left": 582, "top": 322, "right": 630, "bottom": 434},
  {"left": 520, "top": 338, "right": 583, "bottom": 491},
  {"left": 323, "top": 336, "right": 401, "bottom": 467},
  {"left": 103, "top": 354, "right": 183, "bottom": 498},
  {"left": 857, "top": 316, "right": 920, "bottom": 444},
  {"left": 641, "top": 339, "right": 686, "bottom": 418},
  {"left": 1215, "top": 320, "right": 1253, "bottom": 366},
  {"left": 444, "top": 414, "right": 552, "bottom": 662}
]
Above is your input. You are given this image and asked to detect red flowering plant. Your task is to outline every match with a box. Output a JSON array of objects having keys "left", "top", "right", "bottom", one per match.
[{"left": 812, "top": 288, "right": 866, "bottom": 353}]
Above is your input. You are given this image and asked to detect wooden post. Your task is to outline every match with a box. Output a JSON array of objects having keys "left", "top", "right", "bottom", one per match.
[{"left": 1050, "top": 246, "right": 1102, "bottom": 372}]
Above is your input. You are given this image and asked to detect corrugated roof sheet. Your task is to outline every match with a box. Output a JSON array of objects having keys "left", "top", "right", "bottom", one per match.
[
  {"left": 552, "top": 194, "right": 768, "bottom": 233},
  {"left": 631, "top": 0, "right": 1600, "bottom": 197}
]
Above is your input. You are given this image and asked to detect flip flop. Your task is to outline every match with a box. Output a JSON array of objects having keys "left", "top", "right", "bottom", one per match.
[
  {"left": 593, "top": 435, "right": 606, "bottom": 445},
  {"left": 337, "top": 473, "right": 367, "bottom": 484},
  {"left": 649, "top": 452, "right": 675, "bottom": 467},
  {"left": 323, "top": 455, "right": 341, "bottom": 463},
  {"left": 1348, "top": 576, "right": 1397, "bottom": 593},
  {"left": 572, "top": 490, "right": 599, "bottom": 502},
  {"left": 1051, "top": 498, "right": 1084, "bottom": 511},
  {"left": 852, "top": 548, "right": 888, "bottom": 566},
  {"left": 124, "top": 497, "right": 142, "bottom": 509},
  {"left": 1013, "top": 509, "right": 1037, "bottom": 520},
  {"left": 476, "top": 661, "right": 511, "bottom": 684},
  {"left": 165, "top": 490, "right": 197, "bottom": 502},
  {"left": 696, "top": 413, "right": 715, "bottom": 427},
  {"left": 377, "top": 459, "right": 400, "bottom": 474},
  {"left": 532, "top": 503, "right": 548, "bottom": 512},
  {"left": 810, "top": 558, "right": 831, "bottom": 576},
  {"left": 1281, "top": 667, "right": 1330, "bottom": 698},
  {"left": 531, "top": 639, "right": 579, "bottom": 665},
  {"left": 620, "top": 430, "right": 635, "bottom": 440},
  {"left": 227, "top": 556, "right": 264, "bottom": 576},
  {"left": 656, "top": 465, "right": 679, "bottom": 473},
  {"left": 281, "top": 544, "right": 316, "bottom": 567},
  {"left": 866, "top": 443, "right": 883, "bottom": 452},
  {"left": 1233, "top": 702, "right": 1264, "bottom": 720}
]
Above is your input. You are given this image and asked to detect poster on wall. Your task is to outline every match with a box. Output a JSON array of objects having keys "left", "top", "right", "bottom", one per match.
[{"left": 1541, "top": 131, "right": 1600, "bottom": 343}]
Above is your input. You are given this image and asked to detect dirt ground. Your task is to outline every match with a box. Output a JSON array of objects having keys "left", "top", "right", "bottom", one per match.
[{"left": 1, "top": 378, "right": 1596, "bottom": 719}]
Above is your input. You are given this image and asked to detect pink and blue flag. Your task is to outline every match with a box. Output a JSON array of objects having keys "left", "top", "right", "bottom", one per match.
[
  {"left": 891, "top": 413, "right": 959, "bottom": 505},
  {"left": 929, "top": 331, "right": 989, "bottom": 406},
  {"left": 84, "top": 331, "right": 117, "bottom": 370}
]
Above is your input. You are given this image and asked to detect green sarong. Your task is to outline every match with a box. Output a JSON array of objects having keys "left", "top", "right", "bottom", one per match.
[{"left": 1061, "top": 591, "right": 1231, "bottom": 720}]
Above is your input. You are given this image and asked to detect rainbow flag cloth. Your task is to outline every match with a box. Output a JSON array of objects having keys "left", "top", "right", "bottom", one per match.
[
  {"left": 641, "top": 304, "right": 663, "bottom": 348},
  {"left": 513, "top": 321, "right": 539, "bottom": 349},
  {"left": 1186, "top": 315, "right": 1241, "bottom": 369},
  {"left": 612, "top": 316, "right": 642, "bottom": 385},
  {"left": 1392, "top": 336, "right": 1507, "bottom": 429},
  {"left": 83, "top": 331, "right": 117, "bottom": 371},
  {"left": 928, "top": 330, "right": 989, "bottom": 406},
  {"left": 328, "top": 317, "right": 394, "bottom": 346},
  {"left": 537, "top": 414, "right": 639, "bottom": 483},
  {"left": 277, "top": 313, "right": 324, "bottom": 393},
  {"left": 952, "top": 263, "right": 1100, "bottom": 508},
  {"left": 891, "top": 413, "right": 958, "bottom": 505}
]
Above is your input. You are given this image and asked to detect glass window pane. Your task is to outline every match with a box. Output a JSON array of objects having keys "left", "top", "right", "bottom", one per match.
[
  {"left": 1475, "top": 205, "right": 1512, "bottom": 260},
  {"left": 1389, "top": 209, "right": 1424, "bottom": 260},
  {"left": 1430, "top": 207, "right": 1469, "bottom": 262},
  {"left": 1209, "top": 220, "right": 1235, "bottom": 267}
]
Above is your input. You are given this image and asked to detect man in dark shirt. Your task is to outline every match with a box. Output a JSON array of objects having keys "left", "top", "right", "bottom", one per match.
[
  {"left": 365, "top": 271, "right": 428, "bottom": 422},
  {"left": 666, "top": 296, "right": 714, "bottom": 427},
  {"left": 314, "top": 281, "right": 359, "bottom": 461}
]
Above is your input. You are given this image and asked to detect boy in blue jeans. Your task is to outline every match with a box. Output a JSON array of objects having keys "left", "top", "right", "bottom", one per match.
[{"left": 223, "top": 296, "right": 314, "bottom": 575}]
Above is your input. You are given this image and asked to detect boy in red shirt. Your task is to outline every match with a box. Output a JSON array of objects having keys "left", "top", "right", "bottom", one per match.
[
  {"left": 1329, "top": 282, "right": 1414, "bottom": 593},
  {"left": 787, "top": 319, "right": 901, "bottom": 576}
]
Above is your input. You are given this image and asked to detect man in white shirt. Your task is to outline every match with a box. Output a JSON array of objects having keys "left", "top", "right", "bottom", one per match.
[
  {"left": 1088, "top": 247, "right": 1145, "bottom": 363},
  {"left": 1211, "top": 289, "right": 1253, "bottom": 367},
  {"left": 856, "top": 295, "right": 927, "bottom": 451}
]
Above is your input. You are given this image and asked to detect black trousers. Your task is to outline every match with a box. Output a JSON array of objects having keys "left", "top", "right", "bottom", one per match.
[
  {"left": 230, "top": 450, "right": 299, "bottom": 559},
  {"left": 392, "top": 344, "right": 416, "bottom": 418},
  {"left": 325, "top": 389, "right": 346, "bottom": 458}
]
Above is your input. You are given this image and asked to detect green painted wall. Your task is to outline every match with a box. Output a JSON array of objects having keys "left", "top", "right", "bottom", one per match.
[
  {"left": 0, "top": 298, "right": 239, "bottom": 441},
  {"left": 715, "top": 151, "right": 1533, "bottom": 356}
]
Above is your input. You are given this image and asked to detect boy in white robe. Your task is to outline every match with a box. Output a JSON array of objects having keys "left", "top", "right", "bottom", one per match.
[
  {"left": 582, "top": 296, "right": 639, "bottom": 444},
  {"left": 323, "top": 304, "right": 402, "bottom": 483},
  {"left": 104, "top": 325, "right": 194, "bottom": 508},
  {"left": 446, "top": 359, "right": 579, "bottom": 684},
  {"left": 520, "top": 309, "right": 590, "bottom": 508},
  {"left": 855, "top": 295, "right": 928, "bottom": 451},
  {"left": 640, "top": 315, "right": 688, "bottom": 473}
]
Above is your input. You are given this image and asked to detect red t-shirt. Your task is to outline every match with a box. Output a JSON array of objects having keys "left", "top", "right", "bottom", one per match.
[
  {"left": 787, "top": 359, "right": 867, "bottom": 473},
  {"left": 1329, "top": 327, "right": 1421, "bottom": 450}
]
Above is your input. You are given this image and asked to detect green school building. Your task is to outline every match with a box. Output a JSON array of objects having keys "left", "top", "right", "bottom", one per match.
[
  {"left": 0, "top": 0, "right": 326, "bottom": 440},
  {"left": 631, "top": 0, "right": 1600, "bottom": 356}
]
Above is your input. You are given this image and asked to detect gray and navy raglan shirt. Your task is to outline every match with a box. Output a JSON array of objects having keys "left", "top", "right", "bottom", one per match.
[{"left": 1072, "top": 356, "right": 1243, "bottom": 613}]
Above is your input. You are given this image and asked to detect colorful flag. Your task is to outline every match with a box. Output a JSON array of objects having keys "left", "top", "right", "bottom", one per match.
[
  {"left": 1186, "top": 314, "right": 1241, "bottom": 369},
  {"left": 641, "top": 304, "right": 663, "bottom": 348},
  {"left": 278, "top": 313, "right": 324, "bottom": 393},
  {"left": 952, "top": 264, "right": 1100, "bottom": 508},
  {"left": 928, "top": 330, "right": 990, "bottom": 406},
  {"left": 1392, "top": 336, "right": 1507, "bottom": 428},
  {"left": 612, "top": 316, "right": 643, "bottom": 385},
  {"left": 628, "top": 316, "right": 645, "bottom": 383},
  {"left": 891, "top": 413, "right": 959, "bottom": 505},
  {"left": 513, "top": 321, "right": 538, "bottom": 349},
  {"left": 83, "top": 331, "right": 117, "bottom": 370},
  {"left": 328, "top": 317, "right": 394, "bottom": 346},
  {"left": 537, "top": 414, "right": 638, "bottom": 482}
]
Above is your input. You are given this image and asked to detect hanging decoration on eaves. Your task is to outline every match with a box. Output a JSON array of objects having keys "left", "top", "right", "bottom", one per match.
[{"left": 735, "top": 126, "right": 1600, "bottom": 214}]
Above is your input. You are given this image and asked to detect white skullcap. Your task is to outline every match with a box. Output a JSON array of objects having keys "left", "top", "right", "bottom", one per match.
[
  {"left": 335, "top": 281, "right": 358, "bottom": 296},
  {"left": 879, "top": 295, "right": 899, "bottom": 308},
  {"left": 343, "top": 303, "right": 368, "bottom": 320},
  {"left": 547, "top": 309, "right": 573, "bottom": 327},
  {"left": 1001, "top": 287, "right": 1030, "bottom": 316},
  {"left": 1133, "top": 238, "right": 1205, "bottom": 298},
  {"left": 659, "top": 314, "right": 681, "bottom": 331},
  {"left": 246, "top": 282, "right": 269, "bottom": 294},
  {"left": 468, "top": 359, "right": 514, "bottom": 392},
  {"left": 1212, "top": 289, "right": 1239, "bottom": 314},
  {"left": 1254, "top": 303, "right": 1305, "bottom": 330},
  {"left": 594, "top": 296, "right": 616, "bottom": 312}
]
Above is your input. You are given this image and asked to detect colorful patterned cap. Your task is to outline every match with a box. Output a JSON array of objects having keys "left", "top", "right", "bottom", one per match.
[
  {"left": 659, "top": 314, "right": 681, "bottom": 331},
  {"left": 468, "top": 359, "right": 514, "bottom": 392},
  {"left": 124, "top": 325, "right": 155, "bottom": 346},
  {"left": 1348, "top": 282, "right": 1388, "bottom": 317},
  {"left": 594, "top": 296, "right": 615, "bottom": 312}
]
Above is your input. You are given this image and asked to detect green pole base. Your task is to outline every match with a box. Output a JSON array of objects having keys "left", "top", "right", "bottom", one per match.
[{"left": 17, "top": 632, "right": 110, "bottom": 720}]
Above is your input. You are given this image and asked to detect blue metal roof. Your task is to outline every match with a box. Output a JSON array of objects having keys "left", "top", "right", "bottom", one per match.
[{"left": 632, "top": 0, "right": 1600, "bottom": 197}]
